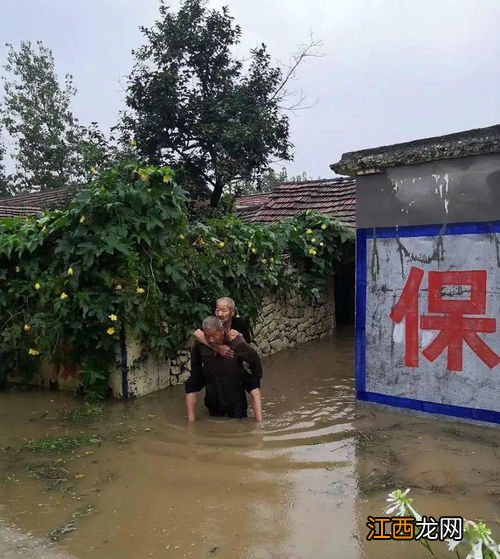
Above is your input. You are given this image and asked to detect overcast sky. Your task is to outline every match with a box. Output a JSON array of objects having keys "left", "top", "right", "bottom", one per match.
[{"left": 1, "top": 0, "right": 499, "bottom": 178}]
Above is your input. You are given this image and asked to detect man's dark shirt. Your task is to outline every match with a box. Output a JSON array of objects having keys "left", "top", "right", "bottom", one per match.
[{"left": 185, "top": 335, "right": 262, "bottom": 418}]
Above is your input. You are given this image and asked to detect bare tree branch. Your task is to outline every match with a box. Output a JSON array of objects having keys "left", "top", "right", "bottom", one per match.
[
  {"left": 270, "top": 34, "right": 324, "bottom": 103},
  {"left": 279, "top": 94, "right": 319, "bottom": 113}
]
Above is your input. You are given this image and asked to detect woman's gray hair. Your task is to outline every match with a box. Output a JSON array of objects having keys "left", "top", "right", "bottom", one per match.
[
  {"left": 216, "top": 296, "right": 235, "bottom": 310},
  {"left": 202, "top": 316, "right": 224, "bottom": 330}
]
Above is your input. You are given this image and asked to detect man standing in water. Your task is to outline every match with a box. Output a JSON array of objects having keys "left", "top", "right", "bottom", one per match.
[
  {"left": 186, "top": 316, "right": 263, "bottom": 422},
  {"left": 194, "top": 297, "right": 261, "bottom": 415}
]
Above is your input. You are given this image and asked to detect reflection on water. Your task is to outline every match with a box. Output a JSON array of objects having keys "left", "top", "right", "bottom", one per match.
[{"left": 0, "top": 328, "right": 498, "bottom": 558}]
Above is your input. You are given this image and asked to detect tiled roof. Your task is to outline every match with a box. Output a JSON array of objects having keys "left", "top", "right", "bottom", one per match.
[
  {"left": 0, "top": 186, "right": 75, "bottom": 218},
  {"left": 235, "top": 178, "right": 356, "bottom": 227},
  {"left": 233, "top": 193, "right": 271, "bottom": 222},
  {"left": 236, "top": 193, "right": 272, "bottom": 208},
  {"left": 0, "top": 205, "right": 43, "bottom": 218}
]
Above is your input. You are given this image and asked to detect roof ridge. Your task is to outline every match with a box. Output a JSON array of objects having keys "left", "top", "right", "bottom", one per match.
[
  {"left": 237, "top": 192, "right": 271, "bottom": 198},
  {"left": 0, "top": 185, "right": 72, "bottom": 202},
  {"left": 0, "top": 204, "right": 43, "bottom": 209},
  {"left": 279, "top": 177, "right": 354, "bottom": 185}
]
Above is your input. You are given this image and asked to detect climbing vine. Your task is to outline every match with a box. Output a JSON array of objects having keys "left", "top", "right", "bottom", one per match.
[{"left": 0, "top": 160, "right": 353, "bottom": 397}]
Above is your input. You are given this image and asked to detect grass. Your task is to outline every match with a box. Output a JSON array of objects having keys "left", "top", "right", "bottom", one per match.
[
  {"left": 48, "top": 504, "right": 96, "bottom": 542},
  {"left": 59, "top": 403, "right": 104, "bottom": 423},
  {"left": 25, "top": 434, "right": 102, "bottom": 452},
  {"left": 359, "top": 470, "right": 398, "bottom": 497},
  {"left": 27, "top": 461, "right": 70, "bottom": 485}
]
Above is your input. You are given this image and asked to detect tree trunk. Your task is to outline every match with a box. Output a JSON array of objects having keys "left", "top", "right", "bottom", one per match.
[{"left": 210, "top": 181, "right": 223, "bottom": 207}]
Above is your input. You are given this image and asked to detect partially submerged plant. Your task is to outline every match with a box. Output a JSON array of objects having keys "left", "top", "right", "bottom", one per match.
[
  {"left": 59, "top": 403, "right": 104, "bottom": 423},
  {"left": 384, "top": 488, "right": 500, "bottom": 559},
  {"left": 25, "top": 434, "right": 102, "bottom": 452}
]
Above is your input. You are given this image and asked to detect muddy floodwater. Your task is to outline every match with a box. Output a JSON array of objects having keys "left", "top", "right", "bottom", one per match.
[{"left": 1, "top": 330, "right": 499, "bottom": 559}]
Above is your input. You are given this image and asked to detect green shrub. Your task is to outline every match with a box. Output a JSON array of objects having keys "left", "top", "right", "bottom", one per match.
[{"left": 0, "top": 160, "right": 353, "bottom": 397}]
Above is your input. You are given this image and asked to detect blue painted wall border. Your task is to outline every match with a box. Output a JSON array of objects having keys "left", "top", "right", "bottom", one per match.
[
  {"left": 358, "top": 392, "right": 500, "bottom": 425},
  {"left": 355, "top": 220, "right": 500, "bottom": 425},
  {"left": 365, "top": 220, "right": 500, "bottom": 239},
  {"left": 355, "top": 229, "right": 367, "bottom": 394}
]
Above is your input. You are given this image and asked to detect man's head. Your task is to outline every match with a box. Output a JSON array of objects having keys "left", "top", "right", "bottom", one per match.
[
  {"left": 202, "top": 315, "right": 225, "bottom": 346},
  {"left": 215, "top": 297, "right": 236, "bottom": 326}
]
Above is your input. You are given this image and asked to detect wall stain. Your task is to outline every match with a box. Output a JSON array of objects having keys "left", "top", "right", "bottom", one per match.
[
  {"left": 370, "top": 228, "right": 380, "bottom": 282},
  {"left": 490, "top": 231, "right": 500, "bottom": 268},
  {"left": 396, "top": 224, "right": 446, "bottom": 276},
  {"left": 396, "top": 236, "right": 407, "bottom": 278},
  {"left": 390, "top": 292, "right": 397, "bottom": 361},
  {"left": 485, "top": 224, "right": 500, "bottom": 267}
]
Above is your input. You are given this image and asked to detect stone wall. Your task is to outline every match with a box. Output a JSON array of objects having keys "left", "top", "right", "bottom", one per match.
[
  {"left": 119, "top": 279, "right": 335, "bottom": 397},
  {"left": 252, "top": 281, "right": 335, "bottom": 357}
]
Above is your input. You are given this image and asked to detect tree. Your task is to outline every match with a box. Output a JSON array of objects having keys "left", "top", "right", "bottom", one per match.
[
  {"left": 120, "top": 0, "right": 295, "bottom": 207},
  {"left": 0, "top": 132, "right": 8, "bottom": 196},
  {"left": 256, "top": 168, "right": 289, "bottom": 193},
  {"left": 1, "top": 41, "right": 107, "bottom": 195},
  {"left": 226, "top": 167, "right": 288, "bottom": 198},
  {"left": 290, "top": 171, "right": 311, "bottom": 182}
]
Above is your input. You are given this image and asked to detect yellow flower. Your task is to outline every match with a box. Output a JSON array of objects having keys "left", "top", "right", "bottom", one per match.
[
  {"left": 179, "top": 234, "right": 185, "bottom": 240},
  {"left": 321, "top": 223, "right": 327, "bottom": 230},
  {"left": 34, "top": 282, "right": 41, "bottom": 290},
  {"left": 79, "top": 216, "right": 86, "bottom": 224},
  {"left": 320, "top": 242, "right": 324, "bottom": 247},
  {"left": 67, "top": 267, "right": 74, "bottom": 276},
  {"left": 15, "top": 266, "right": 20, "bottom": 273},
  {"left": 106, "top": 327, "right": 116, "bottom": 336},
  {"left": 108, "top": 313, "right": 118, "bottom": 322},
  {"left": 130, "top": 139, "right": 137, "bottom": 148},
  {"left": 218, "top": 242, "right": 225, "bottom": 248},
  {"left": 308, "top": 248, "right": 317, "bottom": 256},
  {"left": 311, "top": 238, "right": 316, "bottom": 244},
  {"left": 115, "top": 284, "right": 122, "bottom": 291},
  {"left": 41, "top": 226, "right": 47, "bottom": 233},
  {"left": 251, "top": 248, "right": 257, "bottom": 254},
  {"left": 262, "top": 258, "right": 267, "bottom": 264},
  {"left": 306, "top": 229, "right": 313, "bottom": 234},
  {"left": 23, "top": 324, "right": 31, "bottom": 332},
  {"left": 90, "top": 166, "right": 97, "bottom": 174},
  {"left": 28, "top": 348, "right": 40, "bottom": 356},
  {"left": 137, "top": 168, "right": 149, "bottom": 182},
  {"left": 60, "top": 292, "right": 68, "bottom": 300},
  {"left": 247, "top": 242, "right": 253, "bottom": 248},
  {"left": 136, "top": 287, "right": 145, "bottom": 295},
  {"left": 162, "top": 175, "right": 170, "bottom": 184}
]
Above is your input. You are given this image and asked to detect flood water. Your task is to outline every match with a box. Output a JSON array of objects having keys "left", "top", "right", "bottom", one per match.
[{"left": 0, "top": 330, "right": 499, "bottom": 559}]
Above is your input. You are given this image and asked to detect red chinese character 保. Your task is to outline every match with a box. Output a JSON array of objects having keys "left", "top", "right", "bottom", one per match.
[{"left": 389, "top": 267, "right": 500, "bottom": 372}]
